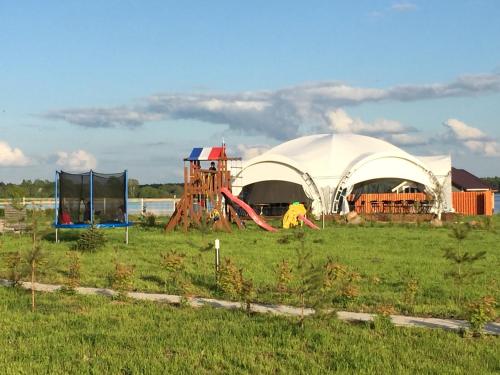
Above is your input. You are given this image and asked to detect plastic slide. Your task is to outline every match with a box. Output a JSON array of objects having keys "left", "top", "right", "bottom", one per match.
[
  {"left": 298, "top": 214, "right": 320, "bottom": 230},
  {"left": 220, "top": 187, "right": 278, "bottom": 232}
]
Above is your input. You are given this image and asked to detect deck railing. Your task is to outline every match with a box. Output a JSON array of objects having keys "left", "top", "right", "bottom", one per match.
[{"left": 349, "top": 191, "right": 494, "bottom": 216}]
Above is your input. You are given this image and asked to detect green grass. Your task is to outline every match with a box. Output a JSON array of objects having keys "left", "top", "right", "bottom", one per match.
[
  {"left": 1, "top": 215, "right": 499, "bottom": 318},
  {"left": 1, "top": 287, "right": 498, "bottom": 374}
]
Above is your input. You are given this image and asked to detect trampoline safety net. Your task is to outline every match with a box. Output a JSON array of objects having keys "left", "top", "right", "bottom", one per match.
[{"left": 57, "top": 171, "right": 127, "bottom": 225}]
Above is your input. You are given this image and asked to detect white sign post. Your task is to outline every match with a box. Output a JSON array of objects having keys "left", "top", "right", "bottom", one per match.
[{"left": 214, "top": 238, "right": 220, "bottom": 283}]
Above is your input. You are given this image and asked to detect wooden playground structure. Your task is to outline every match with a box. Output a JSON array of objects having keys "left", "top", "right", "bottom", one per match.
[{"left": 165, "top": 145, "right": 245, "bottom": 232}]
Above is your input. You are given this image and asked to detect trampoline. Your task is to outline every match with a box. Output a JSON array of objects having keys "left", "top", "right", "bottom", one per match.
[{"left": 54, "top": 170, "right": 132, "bottom": 243}]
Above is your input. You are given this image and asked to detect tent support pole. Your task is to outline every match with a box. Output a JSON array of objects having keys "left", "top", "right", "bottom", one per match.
[
  {"left": 55, "top": 228, "right": 58, "bottom": 243},
  {"left": 125, "top": 226, "right": 129, "bottom": 244}
]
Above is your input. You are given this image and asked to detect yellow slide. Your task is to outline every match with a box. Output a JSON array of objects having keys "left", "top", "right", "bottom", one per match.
[{"left": 283, "top": 203, "right": 307, "bottom": 229}]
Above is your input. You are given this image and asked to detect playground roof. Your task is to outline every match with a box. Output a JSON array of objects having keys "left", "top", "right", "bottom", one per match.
[{"left": 187, "top": 147, "right": 223, "bottom": 161}]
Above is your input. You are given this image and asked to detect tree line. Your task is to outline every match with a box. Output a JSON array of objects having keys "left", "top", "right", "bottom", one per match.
[
  {"left": 481, "top": 177, "right": 500, "bottom": 191},
  {"left": 0, "top": 179, "right": 184, "bottom": 199}
]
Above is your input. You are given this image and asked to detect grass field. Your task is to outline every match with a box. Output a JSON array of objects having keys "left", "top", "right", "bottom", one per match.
[
  {"left": 1, "top": 215, "right": 499, "bottom": 374},
  {"left": 1, "top": 287, "right": 499, "bottom": 374},
  {"left": 1, "top": 214, "right": 499, "bottom": 319}
]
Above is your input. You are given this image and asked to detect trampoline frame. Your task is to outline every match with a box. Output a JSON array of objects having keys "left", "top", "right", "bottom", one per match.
[{"left": 54, "top": 170, "right": 132, "bottom": 244}]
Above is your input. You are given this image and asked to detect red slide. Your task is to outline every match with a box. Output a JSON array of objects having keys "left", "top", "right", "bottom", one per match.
[
  {"left": 220, "top": 187, "right": 278, "bottom": 232},
  {"left": 298, "top": 214, "right": 320, "bottom": 230}
]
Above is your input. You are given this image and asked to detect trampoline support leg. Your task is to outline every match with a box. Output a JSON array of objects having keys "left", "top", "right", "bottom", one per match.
[
  {"left": 55, "top": 228, "right": 59, "bottom": 243},
  {"left": 125, "top": 226, "right": 129, "bottom": 245}
]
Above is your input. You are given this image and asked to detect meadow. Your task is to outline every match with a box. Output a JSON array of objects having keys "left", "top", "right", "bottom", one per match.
[
  {"left": 1, "top": 214, "right": 499, "bottom": 318},
  {"left": 1, "top": 214, "right": 499, "bottom": 374}
]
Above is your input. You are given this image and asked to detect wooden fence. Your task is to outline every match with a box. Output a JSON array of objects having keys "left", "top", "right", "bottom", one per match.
[{"left": 452, "top": 191, "right": 494, "bottom": 216}]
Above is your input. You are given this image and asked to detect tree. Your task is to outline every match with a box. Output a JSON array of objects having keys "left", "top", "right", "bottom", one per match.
[{"left": 128, "top": 179, "right": 140, "bottom": 198}]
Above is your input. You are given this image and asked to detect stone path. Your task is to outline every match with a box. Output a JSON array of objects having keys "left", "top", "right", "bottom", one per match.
[{"left": 1, "top": 279, "right": 498, "bottom": 336}]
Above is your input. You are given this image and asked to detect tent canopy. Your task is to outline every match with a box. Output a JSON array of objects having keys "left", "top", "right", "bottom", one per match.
[{"left": 232, "top": 134, "right": 452, "bottom": 215}]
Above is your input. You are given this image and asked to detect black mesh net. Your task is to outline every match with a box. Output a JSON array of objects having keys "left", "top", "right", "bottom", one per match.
[
  {"left": 57, "top": 171, "right": 126, "bottom": 225},
  {"left": 58, "top": 172, "right": 90, "bottom": 224},
  {"left": 93, "top": 172, "right": 126, "bottom": 224}
]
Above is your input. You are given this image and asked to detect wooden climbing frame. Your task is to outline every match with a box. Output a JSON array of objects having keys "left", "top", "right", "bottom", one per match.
[{"left": 165, "top": 146, "right": 243, "bottom": 232}]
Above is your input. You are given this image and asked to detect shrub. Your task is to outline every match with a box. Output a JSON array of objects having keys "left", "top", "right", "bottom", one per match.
[
  {"left": 218, "top": 258, "right": 243, "bottom": 298},
  {"left": 467, "top": 296, "right": 497, "bottom": 336},
  {"left": 66, "top": 251, "right": 81, "bottom": 290},
  {"left": 275, "top": 259, "right": 293, "bottom": 295},
  {"left": 322, "top": 259, "right": 361, "bottom": 306},
  {"left": 111, "top": 261, "right": 135, "bottom": 297},
  {"left": 73, "top": 225, "right": 106, "bottom": 252},
  {"left": 218, "top": 257, "right": 254, "bottom": 311},
  {"left": 3, "top": 251, "right": 23, "bottom": 286},
  {"left": 403, "top": 278, "right": 419, "bottom": 306},
  {"left": 140, "top": 213, "right": 157, "bottom": 229},
  {"left": 160, "top": 250, "right": 186, "bottom": 291}
]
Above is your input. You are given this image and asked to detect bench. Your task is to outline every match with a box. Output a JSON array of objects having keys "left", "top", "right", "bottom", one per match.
[{"left": 2, "top": 204, "right": 30, "bottom": 233}]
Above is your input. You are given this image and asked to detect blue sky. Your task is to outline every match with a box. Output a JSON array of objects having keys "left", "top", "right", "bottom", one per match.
[{"left": 1, "top": 0, "right": 500, "bottom": 182}]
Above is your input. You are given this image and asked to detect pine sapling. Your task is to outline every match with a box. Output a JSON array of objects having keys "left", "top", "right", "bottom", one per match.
[
  {"left": 27, "top": 207, "right": 47, "bottom": 312},
  {"left": 111, "top": 260, "right": 135, "bottom": 298},
  {"left": 66, "top": 251, "right": 81, "bottom": 291},
  {"left": 443, "top": 224, "right": 486, "bottom": 305},
  {"left": 160, "top": 250, "right": 186, "bottom": 292},
  {"left": 275, "top": 259, "right": 293, "bottom": 298}
]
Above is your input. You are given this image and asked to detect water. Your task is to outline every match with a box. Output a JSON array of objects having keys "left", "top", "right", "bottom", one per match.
[
  {"left": 495, "top": 194, "right": 500, "bottom": 215},
  {"left": 128, "top": 200, "right": 177, "bottom": 215}
]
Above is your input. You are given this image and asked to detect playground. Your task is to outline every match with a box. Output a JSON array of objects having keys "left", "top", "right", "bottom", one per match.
[{"left": 164, "top": 144, "right": 318, "bottom": 234}]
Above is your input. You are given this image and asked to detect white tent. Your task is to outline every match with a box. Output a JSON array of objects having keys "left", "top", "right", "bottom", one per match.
[{"left": 232, "top": 134, "right": 452, "bottom": 217}]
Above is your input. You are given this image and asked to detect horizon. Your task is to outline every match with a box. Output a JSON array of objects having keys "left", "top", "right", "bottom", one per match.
[{"left": 1, "top": 1, "right": 500, "bottom": 183}]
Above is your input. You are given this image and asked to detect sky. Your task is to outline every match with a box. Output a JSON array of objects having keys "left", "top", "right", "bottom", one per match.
[{"left": 1, "top": 0, "right": 500, "bottom": 183}]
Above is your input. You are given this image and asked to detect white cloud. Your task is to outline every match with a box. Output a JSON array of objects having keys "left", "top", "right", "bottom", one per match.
[
  {"left": 442, "top": 118, "right": 487, "bottom": 140},
  {"left": 323, "top": 108, "right": 428, "bottom": 147},
  {"left": 326, "top": 109, "right": 412, "bottom": 135},
  {"left": 463, "top": 140, "right": 500, "bottom": 157},
  {"left": 42, "top": 73, "right": 500, "bottom": 141},
  {"left": 385, "top": 133, "right": 428, "bottom": 146},
  {"left": 391, "top": 2, "right": 417, "bottom": 12},
  {"left": 442, "top": 119, "right": 500, "bottom": 157},
  {"left": 56, "top": 150, "right": 97, "bottom": 171},
  {"left": 236, "top": 144, "right": 271, "bottom": 160},
  {"left": 0, "top": 141, "right": 30, "bottom": 166}
]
